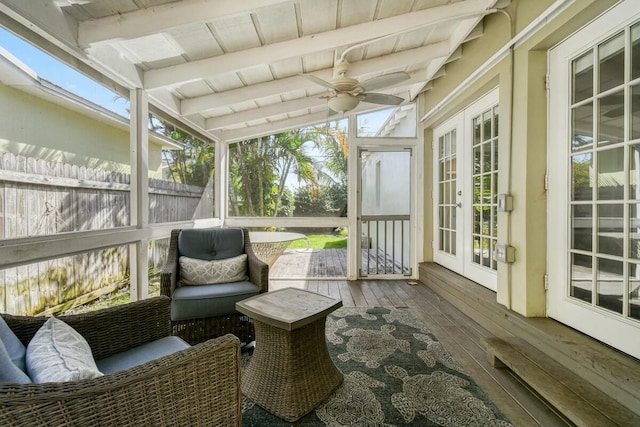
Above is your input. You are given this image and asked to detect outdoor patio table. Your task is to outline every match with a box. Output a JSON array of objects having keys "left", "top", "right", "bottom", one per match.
[
  {"left": 248, "top": 231, "right": 308, "bottom": 267},
  {"left": 236, "top": 287, "right": 343, "bottom": 422}
]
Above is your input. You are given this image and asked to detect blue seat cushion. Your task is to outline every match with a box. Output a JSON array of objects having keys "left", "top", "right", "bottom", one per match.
[
  {"left": 170, "top": 281, "right": 260, "bottom": 321},
  {"left": 178, "top": 228, "right": 244, "bottom": 261},
  {"left": 96, "top": 336, "right": 190, "bottom": 375}
]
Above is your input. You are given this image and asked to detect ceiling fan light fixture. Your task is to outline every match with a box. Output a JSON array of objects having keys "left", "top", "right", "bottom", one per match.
[{"left": 327, "top": 93, "right": 360, "bottom": 114}]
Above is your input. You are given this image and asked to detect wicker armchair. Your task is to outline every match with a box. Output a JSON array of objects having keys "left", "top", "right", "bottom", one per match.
[
  {"left": 0, "top": 296, "right": 242, "bottom": 426},
  {"left": 160, "top": 228, "right": 268, "bottom": 345}
]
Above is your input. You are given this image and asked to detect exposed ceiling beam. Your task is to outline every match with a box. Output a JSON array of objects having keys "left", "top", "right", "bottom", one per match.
[
  {"left": 223, "top": 112, "right": 330, "bottom": 143},
  {"left": 78, "top": 0, "right": 293, "bottom": 47},
  {"left": 206, "top": 97, "right": 320, "bottom": 130},
  {"left": 145, "top": 0, "right": 496, "bottom": 89},
  {"left": 181, "top": 42, "right": 449, "bottom": 115},
  {"left": 205, "top": 72, "right": 425, "bottom": 130}
]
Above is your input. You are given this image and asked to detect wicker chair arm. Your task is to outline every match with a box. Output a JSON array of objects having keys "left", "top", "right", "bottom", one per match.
[
  {"left": 0, "top": 334, "right": 241, "bottom": 427},
  {"left": 160, "top": 229, "right": 181, "bottom": 298},
  {"left": 3, "top": 297, "right": 172, "bottom": 361},
  {"left": 243, "top": 229, "right": 269, "bottom": 293}
]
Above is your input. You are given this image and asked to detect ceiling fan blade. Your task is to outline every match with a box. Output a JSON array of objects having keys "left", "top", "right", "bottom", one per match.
[
  {"left": 299, "top": 73, "right": 338, "bottom": 90},
  {"left": 360, "top": 72, "right": 410, "bottom": 91},
  {"left": 361, "top": 92, "right": 404, "bottom": 105}
]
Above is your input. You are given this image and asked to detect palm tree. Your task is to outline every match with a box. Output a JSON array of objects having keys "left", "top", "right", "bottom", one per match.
[{"left": 228, "top": 130, "right": 319, "bottom": 217}]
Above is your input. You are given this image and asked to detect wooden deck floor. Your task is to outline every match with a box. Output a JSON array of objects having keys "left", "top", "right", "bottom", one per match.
[
  {"left": 270, "top": 248, "right": 409, "bottom": 278},
  {"left": 269, "top": 253, "right": 569, "bottom": 426}
]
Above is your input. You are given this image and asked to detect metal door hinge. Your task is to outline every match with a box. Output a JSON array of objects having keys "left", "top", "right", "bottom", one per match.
[
  {"left": 544, "top": 274, "right": 549, "bottom": 290},
  {"left": 544, "top": 173, "right": 549, "bottom": 191}
]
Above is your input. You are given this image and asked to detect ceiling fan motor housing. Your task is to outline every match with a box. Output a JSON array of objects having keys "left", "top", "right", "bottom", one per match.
[{"left": 327, "top": 93, "right": 360, "bottom": 113}]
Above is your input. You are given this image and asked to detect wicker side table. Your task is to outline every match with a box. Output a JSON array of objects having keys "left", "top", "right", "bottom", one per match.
[{"left": 236, "top": 287, "right": 343, "bottom": 422}]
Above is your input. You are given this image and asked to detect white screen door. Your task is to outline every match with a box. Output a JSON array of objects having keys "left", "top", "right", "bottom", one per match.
[
  {"left": 433, "top": 89, "right": 499, "bottom": 290},
  {"left": 358, "top": 148, "right": 412, "bottom": 277},
  {"left": 548, "top": 0, "right": 640, "bottom": 359}
]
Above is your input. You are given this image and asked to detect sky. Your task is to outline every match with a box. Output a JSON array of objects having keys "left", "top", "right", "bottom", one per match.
[{"left": 0, "top": 28, "right": 130, "bottom": 118}]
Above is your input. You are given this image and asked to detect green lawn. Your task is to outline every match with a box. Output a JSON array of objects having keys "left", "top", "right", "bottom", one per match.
[{"left": 287, "top": 233, "right": 347, "bottom": 249}]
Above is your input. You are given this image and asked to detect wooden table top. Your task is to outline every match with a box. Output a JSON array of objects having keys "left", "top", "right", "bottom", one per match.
[{"left": 236, "top": 287, "right": 342, "bottom": 331}]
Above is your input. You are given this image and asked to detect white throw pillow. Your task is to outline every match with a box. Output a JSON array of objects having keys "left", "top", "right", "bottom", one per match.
[
  {"left": 26, "top": 317, "right": 103, "bottom": 383},
  {"left": 179, "top": 254, "right": 248, "bottom": 285}
]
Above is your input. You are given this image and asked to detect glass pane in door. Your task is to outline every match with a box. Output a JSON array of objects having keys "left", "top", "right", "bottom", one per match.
[
  {"left": 438, "top": 130, "right": 457, "bottom": 255},
  {"left": 471, "top": 106, "right": 499, "bottom": 270}
]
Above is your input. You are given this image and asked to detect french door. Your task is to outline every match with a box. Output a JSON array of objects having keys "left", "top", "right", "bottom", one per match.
[
  {"left": 548, "top": 0, "right": 640, "bottom": 359},
  {"left": 433, "top": 89, "right": 499, "bottom": 290}
]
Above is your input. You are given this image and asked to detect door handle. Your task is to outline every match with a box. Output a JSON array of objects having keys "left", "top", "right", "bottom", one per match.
[{"left": 456, "top": 202, "right": 462, "bottom": 208}]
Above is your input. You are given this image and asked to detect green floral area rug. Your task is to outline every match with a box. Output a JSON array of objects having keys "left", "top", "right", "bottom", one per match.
[{"left": 242, "top": 307, "right": 512, "bottom": 426}]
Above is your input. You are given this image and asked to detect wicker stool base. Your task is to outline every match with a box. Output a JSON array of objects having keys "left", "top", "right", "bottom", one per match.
[{"left": 242, "top": 317, "right": 343, "bottom": 421}]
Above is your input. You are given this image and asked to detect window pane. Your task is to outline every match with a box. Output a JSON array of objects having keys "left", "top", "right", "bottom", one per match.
[
  {"left": 632, "top": 84, "right": 640, "bottom": 140},
  {"left": 630, "top": 204, "right": 640, "bottom": 258},
  {"left": 571, "top": 253, "right": 593, "bottom": 303},
  {"left": 483, "top": 111, "right": 492, "bottom": 141},
  {"left": 573, "top": 50, "right": 594, "bottom": 103},
  {"left": 473, "top": 117, "right": 481, "bottom": 145},
  {"left": 482, "top": 142, "right": 491, "bottom": 174},
  {"left": 596, "top": 258, "right": 623, "bottom": 314},
  {"left": 597, "top": 147, "right": 624, "bottom": 200},
  {"left": 474, "top": 177, "right": 481, "bottom": 204},
  {"left": 473, "top": 146, "right": 481, "bottom": 174},
  {"left": 572, "top": 153, "right": 593, "bottom": 201},
  {"left": 597, "top": 204, "right": 623, "bottom": 257},
  {"left": 229, "top": 124, "right": 348, "bottom": 217},
  {"left": 598, "top": 91, "right": 625, "bottom": 146},
  {"left": 572, "top": 103, "right": 593, "bottom": 151},
  {"left": 599, "top": 32, "right": 625, "bottom": 93},
  {"left": 630, "top": 262, "right": 640, "bottom": 320},
  {"left": 0, "top": 246, "right": 129, "bottom": 315},
  {"left": 356, "top": 105, "right": 416, "bottom": 137},
  {"left": 630, "top": 143, "right": 640, "bottom": 199},
  {"left": 148, "top": 238, "right": 167, "bottom": 297},
  {"left": 153, "top": 119, "right": 215, "bottom": 223},
  {"left": 632, "top": 22, "right": 640, "bottom": 81},
  {"left": 482, "top": 174, "right": 491, "bottom": 204},
  {"left": 474, "top": 206, "right": 481, "bottom": 234},
  {"left": 493, "top": 107, "right": 499, "bottom": 137},
  {"left": 572, "top": 204, "right": 592, "bottom": 251}
]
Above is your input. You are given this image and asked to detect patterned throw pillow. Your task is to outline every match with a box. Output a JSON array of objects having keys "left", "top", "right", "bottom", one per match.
[
  {"left": 179, "top": 254, "right": 248, "bottom": 285},
  {"left": 26, "top": 317, "right": 103, "bottom": 383}
]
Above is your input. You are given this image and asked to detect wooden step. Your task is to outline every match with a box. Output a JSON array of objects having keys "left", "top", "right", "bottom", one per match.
[
  {"left": 482, "top": 337, "right": 640, "bottom": 427},
  {"left": 419, "top": 262, "right": 640, "bottom": 415}
]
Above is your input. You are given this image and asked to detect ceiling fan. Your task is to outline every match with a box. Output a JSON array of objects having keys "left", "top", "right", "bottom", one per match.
[{"left": 302, "top": 60, "right": 410, "bottom": 115}]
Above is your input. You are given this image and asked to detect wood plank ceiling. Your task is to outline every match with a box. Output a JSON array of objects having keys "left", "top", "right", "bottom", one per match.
[{"left": 0, "top": 0, "right": 502, "bottom": 142}]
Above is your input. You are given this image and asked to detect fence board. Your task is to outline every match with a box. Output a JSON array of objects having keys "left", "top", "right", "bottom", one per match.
[{"left": 0, "top": 153, "right": 211, "bottom": 314}]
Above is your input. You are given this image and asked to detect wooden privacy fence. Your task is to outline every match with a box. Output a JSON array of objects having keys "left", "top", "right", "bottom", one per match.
[{"left": 0, "top": 153, "right": 211, "bottom": 315}]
